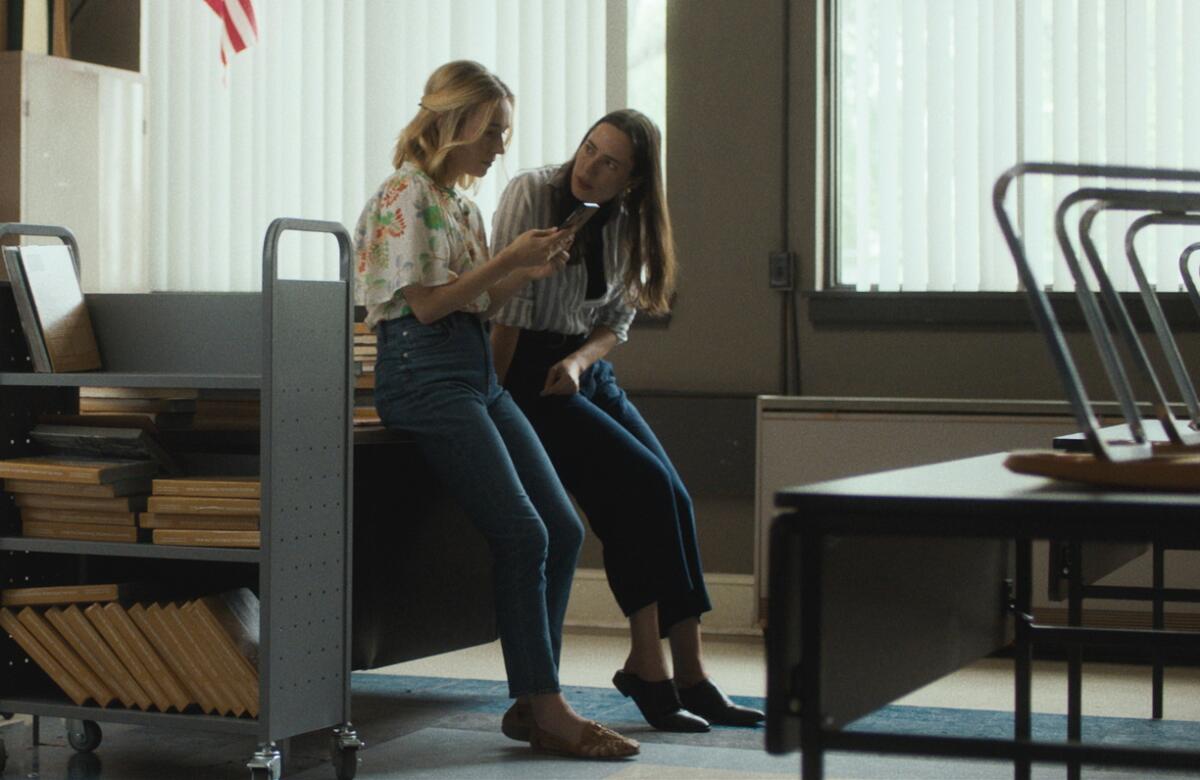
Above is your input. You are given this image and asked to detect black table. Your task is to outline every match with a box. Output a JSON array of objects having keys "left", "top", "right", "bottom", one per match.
[
  {"left": 766, "top": 452, "right": 1200, "bottom": 778},
  {"left": 1051, "top": 420, "right": 1197, "bottom": 729}
]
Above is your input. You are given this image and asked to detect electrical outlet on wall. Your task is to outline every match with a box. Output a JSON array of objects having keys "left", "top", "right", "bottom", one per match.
[{"left": 768, "top": 251, "right": 794, "bottom": 290}]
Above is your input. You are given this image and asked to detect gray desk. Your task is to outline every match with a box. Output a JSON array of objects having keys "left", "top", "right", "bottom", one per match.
[{"left": 766, "top": 452, "right": 1200, "bottom": 778}]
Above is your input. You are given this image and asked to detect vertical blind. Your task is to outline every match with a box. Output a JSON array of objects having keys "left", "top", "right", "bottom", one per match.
[
  {"left": 137, "top": 0, "right": 609, "bottom": 291},
  {"left": 836, "top": 0, "right": 1200, "bottom": 293}
]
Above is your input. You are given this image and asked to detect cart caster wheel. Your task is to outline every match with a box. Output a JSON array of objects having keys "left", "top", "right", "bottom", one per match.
[
  {"left": 331, "top": 724, "right": 362, "bottom": 780},
  {"left": 0, "top": 712, "right": 12, "bottom": 720},
  {"left": 66, "top": 719, "right": 102, "bottom": 752},
  {"left": 247, "top": 743, "right": 281, "bottom": 780},
  {"left": 332, "top": 746, "right": 358, "bottom": 780}
]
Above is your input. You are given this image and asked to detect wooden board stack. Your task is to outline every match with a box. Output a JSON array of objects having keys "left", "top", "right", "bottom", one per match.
[
  {"left": 0, "top": 585, "right": 260, "bottom": 716},
  {"left": 0, "top": 456, "right": 156, "bottom": 543},
  {"left": 142, "top": 477, "right": 261, "bottom": 548},
  {"left": 354, "top": 322, "right": 380, "bottom": 426}
]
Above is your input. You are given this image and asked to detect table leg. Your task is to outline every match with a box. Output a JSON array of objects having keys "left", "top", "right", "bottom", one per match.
[
  {"left": 800, "top": 526, "right": 824, "bottom": 780},
  {"left": 1014, "top": 538, "right": 1032, "bottom": 780},
  {"left": 1067, "top": 542, "right": 1082, "bottom": 780},
  {"left": 1152, "top": 542, "right": 1164, "bottom": 720},
  {"left": 801, "top": 747, "right": 823, "bottom": 779}
]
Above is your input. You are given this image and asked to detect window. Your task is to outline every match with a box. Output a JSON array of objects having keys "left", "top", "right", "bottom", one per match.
[
  {"left": 129, "top": 0, "right": 664, "bottom": 293},
  {"left": 834, "top": 0, "right": 1200, "bottom": 293},
  {"left": 627, "top": 0, "right": 667, "bottom": 154}
]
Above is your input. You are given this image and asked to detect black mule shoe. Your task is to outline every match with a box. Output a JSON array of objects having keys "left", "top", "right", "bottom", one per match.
[
  {"left": 612, "top": 670, "right": 710, "bottom": 732},
  {"left": 677, "top": 679, "right": 764, "bottom": 727}
]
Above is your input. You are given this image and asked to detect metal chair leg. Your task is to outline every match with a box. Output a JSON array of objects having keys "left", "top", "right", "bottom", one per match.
[{"left": 1152, "top": 542, "right": 1165, "bottom": 719}]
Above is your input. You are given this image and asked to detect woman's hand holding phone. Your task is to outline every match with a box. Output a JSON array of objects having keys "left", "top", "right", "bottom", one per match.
[
  {"left": 503, "top": 228, "right": 569, "bottom": 269},
  {"left": 498, "top": 228, "right": 572, "bottom": 283}
]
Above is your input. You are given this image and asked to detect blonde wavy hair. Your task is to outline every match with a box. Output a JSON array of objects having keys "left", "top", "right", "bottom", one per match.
[{"left": 392, "top": 61, "right": 514, "bottom": 188}]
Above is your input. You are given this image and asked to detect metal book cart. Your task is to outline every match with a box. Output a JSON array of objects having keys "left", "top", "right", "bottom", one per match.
[{"left": 0, "top": 221, "right": 361, "bottom": 780}]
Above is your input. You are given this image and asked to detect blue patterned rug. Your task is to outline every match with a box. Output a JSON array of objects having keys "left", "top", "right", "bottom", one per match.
[
  {"left": 350, "top": 671, "right": 1200, "bottom": 752},
  {"left": 9, "top": 672, "right": 1195, "bottom": 780}
]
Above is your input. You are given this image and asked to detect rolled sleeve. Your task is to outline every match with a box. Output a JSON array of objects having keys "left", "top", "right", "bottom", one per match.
[
  {"left": 385, "top": 188, "right": 453, "bottom": 290},
  {"left": 354, "top": 173, "right": 454, "bottom": 309},
  {"left": 493, "top": 292, "right": 535, "bottom": 329},
  {"left": 593, "top": 297, "right": 636, "bottom": 343}
]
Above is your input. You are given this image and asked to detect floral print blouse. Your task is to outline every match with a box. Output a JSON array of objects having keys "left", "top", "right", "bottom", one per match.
[{"left": 354, "top": 161, "right": 490, "bottom": 328}]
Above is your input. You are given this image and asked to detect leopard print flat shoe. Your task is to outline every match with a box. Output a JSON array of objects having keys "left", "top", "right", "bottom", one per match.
[{"left": 529, "top": 720, "right": 640, "bottom": 759}]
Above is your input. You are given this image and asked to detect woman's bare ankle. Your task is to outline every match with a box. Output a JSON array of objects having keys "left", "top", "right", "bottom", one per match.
[
  {"left": 673, "top": 670, "right": 707, "bottom": 688},
  {"left": 623, "top": 656, "right": 671, "bottom": 682},
  {"left": 529, "top": 693, "right": 586, "bottom": 740}
]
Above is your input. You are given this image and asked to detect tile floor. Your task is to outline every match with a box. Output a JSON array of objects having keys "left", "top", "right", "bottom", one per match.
[{"left": 2, "top": 627, "right": 1197, "bottom": 778}]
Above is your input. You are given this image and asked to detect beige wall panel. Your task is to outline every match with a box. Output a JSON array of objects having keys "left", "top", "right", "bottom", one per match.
[{"left": 614, "top": 0, "right": 788, "bottom": 394}]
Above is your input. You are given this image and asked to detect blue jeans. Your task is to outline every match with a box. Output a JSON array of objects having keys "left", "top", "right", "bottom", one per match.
[
  {"left": 507, "top": 338, "right": 712, "bottom": 638},
  {"left": 373, "top": 312, "right": 584, "bottom": 697}
]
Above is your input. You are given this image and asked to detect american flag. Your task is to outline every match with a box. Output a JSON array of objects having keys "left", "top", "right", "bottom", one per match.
[{"left": 204, "top": 0, "right": 259, "bottom": 66}]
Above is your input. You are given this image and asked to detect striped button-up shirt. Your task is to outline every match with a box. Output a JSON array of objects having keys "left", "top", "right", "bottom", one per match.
[{"left": 491, "top": 166, "right": 637, "bottom": 342}]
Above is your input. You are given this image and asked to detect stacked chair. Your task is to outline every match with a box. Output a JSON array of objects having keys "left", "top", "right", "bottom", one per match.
[{"left": 993, "top": 162, "right": 1200, "bottom": 780}]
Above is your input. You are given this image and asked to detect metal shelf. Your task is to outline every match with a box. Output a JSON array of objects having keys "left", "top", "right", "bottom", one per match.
[
  {"left": 0, "top": 219, "right": 357, "bottom": 777},
  {"left": 0, "top": 695, "right": 258, "bottom": 735},
  {"left": 0, "top": 372, "right": 260, "bottom": 389},
  {"left": 0, "top": 537, "right": 262, "bottom": 563}
]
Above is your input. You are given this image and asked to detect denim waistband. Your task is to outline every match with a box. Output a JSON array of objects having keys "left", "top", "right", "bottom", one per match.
[{"left": 377, "top": 311, "right": 485, "bottom": 344}]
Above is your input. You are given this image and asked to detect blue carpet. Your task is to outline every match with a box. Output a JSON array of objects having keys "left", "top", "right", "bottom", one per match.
[
  {"left": 848, "top": 704, "right": 1200, "bottom": 751},
  {"left": 351, "top": 671, "right": 1200, "bottom": 752}
]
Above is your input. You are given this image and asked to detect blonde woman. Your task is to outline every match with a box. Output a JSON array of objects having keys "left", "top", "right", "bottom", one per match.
[
  {"left": 490, "top": 110, "right": 764, "bottom": 733},
  {"left": 354, "top": 61, "right": 638, "bottom": 759}
]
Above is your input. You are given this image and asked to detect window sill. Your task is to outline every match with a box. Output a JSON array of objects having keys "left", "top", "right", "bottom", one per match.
[{"left": 805, "top": 290, "right": 1200, "bottom": 331}]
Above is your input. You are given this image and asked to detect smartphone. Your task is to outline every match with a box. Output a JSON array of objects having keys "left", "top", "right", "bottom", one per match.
[{"left": 559, "top": 202, "right": 600, "bottom": 235}]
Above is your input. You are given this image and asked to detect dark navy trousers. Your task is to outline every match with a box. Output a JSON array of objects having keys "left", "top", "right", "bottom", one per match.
[{"left": 505, "top": 330, "right": 711, "bottom": 637}]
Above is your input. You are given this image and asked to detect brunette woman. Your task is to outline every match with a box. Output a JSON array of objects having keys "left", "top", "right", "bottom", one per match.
[{"left": 490, "top": 109, "right": 764, "bottom": 733}]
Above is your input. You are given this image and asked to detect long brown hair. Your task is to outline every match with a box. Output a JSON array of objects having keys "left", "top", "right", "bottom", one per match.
[
  {"left": 562, "top": 110, "right": 677, "bottom": 315},
  {"left": 392, "top": 61, "right": 514, "bottom": 188}
]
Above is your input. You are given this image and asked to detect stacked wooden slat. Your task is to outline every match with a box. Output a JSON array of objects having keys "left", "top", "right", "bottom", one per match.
[
  {"left": 78, "top": 387, "right": 198, "bottom": 430},
  {"left": 77, "top": 386, "right": 260, "bottom": 432},
  {"left": 354, "top": 322, "right": 380, "bottom": 426},
  {"left": 142, "top": 477, "right": 261, "bottom": 549},
  {"left": 0, "top": 585, "right": 260, "bottom": 716},
  {"left": 189, "top": 390, "right": 260, "bottom": 432},
  {"left": 0, "top": 456, "right": 156, "bottom": 543}
]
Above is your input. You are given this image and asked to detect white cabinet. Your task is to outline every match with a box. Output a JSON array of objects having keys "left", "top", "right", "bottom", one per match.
[
  {"left": 0, "top": 52, "right": 145, "bottom": 292},
  {"left": 754, "top": 396, "right": 1082, "bottom": 622}
]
